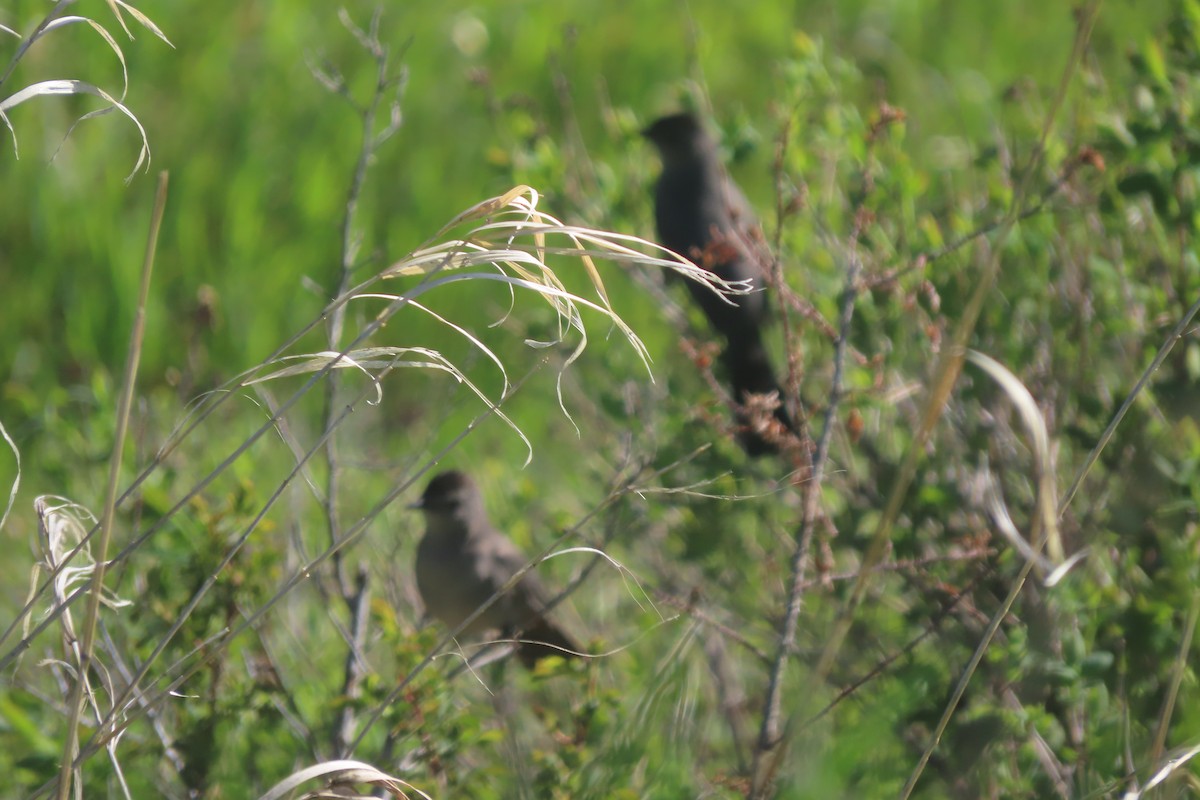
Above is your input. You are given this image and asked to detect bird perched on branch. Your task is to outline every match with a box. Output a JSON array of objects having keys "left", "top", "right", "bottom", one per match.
[
  {"left": 643, "top": 111, "right": 797, "bottom": 456},
  {"left": 412, "top": 470, "right": 578, "bottom": 667}
]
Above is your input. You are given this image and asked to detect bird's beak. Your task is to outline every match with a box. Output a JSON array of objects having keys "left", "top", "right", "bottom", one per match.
[{"left": 407, "top": 498, "right": 425, "bottom": 510}]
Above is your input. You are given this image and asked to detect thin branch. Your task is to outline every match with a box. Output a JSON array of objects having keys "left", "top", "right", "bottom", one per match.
[
  {"left": 334, "top": 565, "right": 372, "bottom": 757},
  {"left": 314, "top": 9, "right": 406, "bottom": 756},
  {"left": 749, "top": 212, "right": 864, "bottom": 799}
]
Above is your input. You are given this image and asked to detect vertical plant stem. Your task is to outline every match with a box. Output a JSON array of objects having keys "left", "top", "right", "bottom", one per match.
[
  {"left": 320, "top": 9, "right": 404, "bottom": 757},
  {"left": 749, "top": 245, "right": 860, "bottom": 799},
  {"left": 55, "top": 171, "right": 168, "bottom": 800}
]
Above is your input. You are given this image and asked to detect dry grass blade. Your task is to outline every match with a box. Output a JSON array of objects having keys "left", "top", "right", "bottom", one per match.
[
  {"left": 29, "top": 497, "right": 135, "bottom": 800},
  {"left": 1128, "top": 740, "right": 1200, "bottom": 798},
  {"left": 104, "top": 0, "right": 174, "bottom": 46},
  {"left": 378, "top": 185, "right": 746, "bottom": 429},
  {"left": 983, "top": 464, "right": 1054, "bottom": 573},
  {"left": 243, "top": 343, "right": 530, "bottom": 460},
  {"left": 966, "top": 349, "right": 1062, "bottom": 565},
  {"left": 388, "top": 185, "right": 749, "bottom": 316},
  {"left": 34, "top": 498, "right": 131, "bottom": 615},
  {"left": 0, "top": 79, "right": 150, "bottom": 180},
  {"left": 375, "top": 185, "right": 743, "bottom": 430},
  {"left": 0, "top": 420, "right": 18, "bottom": 532},
  {"left": 258, "top": 759, "right": 428, "bottom": 800},
  {"left": 0, "top": 0, "right": 72, "bottom": 87},
  {"left": 40, "top": 16, "right": 131, "bottom": 98},
  {"left": 0, "top": 2, "right": 166, "bottom": 178}
]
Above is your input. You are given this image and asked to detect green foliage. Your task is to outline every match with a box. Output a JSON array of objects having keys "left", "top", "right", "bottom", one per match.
[{"left": 6, "top": 0, "right": 1200, "bottom": 798}]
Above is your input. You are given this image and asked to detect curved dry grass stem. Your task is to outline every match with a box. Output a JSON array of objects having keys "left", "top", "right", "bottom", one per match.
[
  {"left": 371, "top": 185, "right": 744, "bottom": 453},
  {"left": 966, "top": 350, "right": 1061, "bottom": 565},
  {"left": 0, "top": 419, "right": 18, "bottom": 533},
  {"left": 1134, "top": 740, "right": 1200, "bottom": 798},
  {"left": 0, "top": 2, "right": 170, "bottom": 181},
  {"left": 258, "top": 758, "right": 428, "bottom": 800}
]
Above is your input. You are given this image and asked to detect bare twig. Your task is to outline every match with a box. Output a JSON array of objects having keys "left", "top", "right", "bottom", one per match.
[
  {"left": 314, "top": 9, "right": 406, "bottom": 757},
  {"left": 335, "top": 565, "right": 373, "bottom": 757},
  {"left": 749, "top": 213, "right": 864, "bottom": 799}
]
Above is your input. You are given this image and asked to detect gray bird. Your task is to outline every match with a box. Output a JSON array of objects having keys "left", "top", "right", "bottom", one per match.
[
  {"left": 412, "top": 470, "right": 578, "bottom": 667},
  {"left": 643, "top": 112, "right": 796, "bottom": 456}
]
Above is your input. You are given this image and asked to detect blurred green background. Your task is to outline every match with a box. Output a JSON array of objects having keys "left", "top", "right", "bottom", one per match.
[
  {"left": 6, "top": 0, "right": 1200, "bottom": 797},
  {"left": 0, "top": 0, "right": 1170, "bottom": 529},
  {"left": 0, "top": 0, "right": 1164, "bottom": 401}
]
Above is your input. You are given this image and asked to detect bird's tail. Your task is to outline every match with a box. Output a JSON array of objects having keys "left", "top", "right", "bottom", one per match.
[
  {"left": 514, "top": 618, "right": 579, "bottom": 668},
  {"left": 721, "top": 332, "right": 797, "bottom": 457}
]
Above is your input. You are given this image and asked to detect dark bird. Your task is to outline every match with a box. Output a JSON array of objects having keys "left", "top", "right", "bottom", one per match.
[
  {"left": 412, "top": 470, "right": 578, "bottom": 667},
  {"left": 643, "top": 112, "right": 796, "bottom": 456}
]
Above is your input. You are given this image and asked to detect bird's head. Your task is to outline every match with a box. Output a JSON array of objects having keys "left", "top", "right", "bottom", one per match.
[
  {"left": 410, "top": 470, "right": 483, "bottom": 519},
  {"left": 642, "top": 112, "right": 710, "bottom": 163}
]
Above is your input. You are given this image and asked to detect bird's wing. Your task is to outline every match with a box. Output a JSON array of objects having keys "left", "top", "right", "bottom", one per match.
[{"left": 472, "top": 532, "right": 554, "bottom": 618}]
